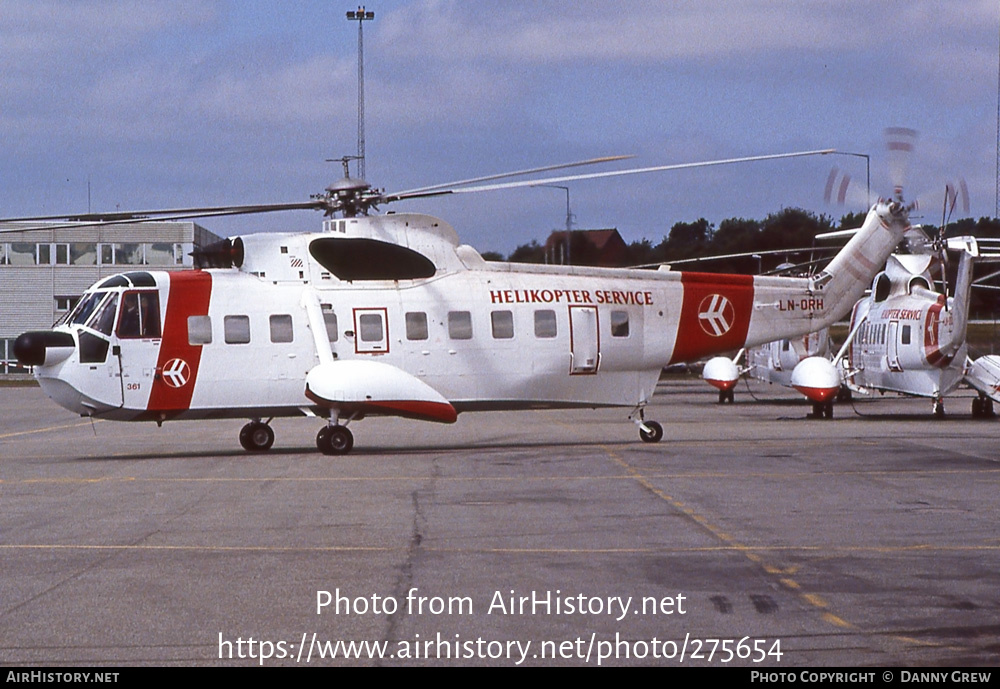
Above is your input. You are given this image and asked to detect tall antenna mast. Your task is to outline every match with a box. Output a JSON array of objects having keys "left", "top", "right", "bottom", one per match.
[{"left": 346, "top": 6, "right": 374, "bottom": 180}]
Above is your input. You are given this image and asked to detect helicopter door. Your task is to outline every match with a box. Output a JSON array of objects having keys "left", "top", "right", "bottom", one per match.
[
  {"left": 115, "top": 290, "right": 163, "bottom": 409},
  {"left": 353, "top": 307, "right": 389, "bottom": 354},
  {"left": 569, "top": 305, "right": 600, "bottom": 374},
  {"left": 886, "top": 320, "right": 902, "bottom": 372},
  {"left": 771, "top": 340, "right": 784, "bottom": 371}
]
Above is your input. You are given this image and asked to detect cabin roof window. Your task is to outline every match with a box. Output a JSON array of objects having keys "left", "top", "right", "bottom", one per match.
[{"left": 309, "top": 238, "right": 436, "bottom": 281}]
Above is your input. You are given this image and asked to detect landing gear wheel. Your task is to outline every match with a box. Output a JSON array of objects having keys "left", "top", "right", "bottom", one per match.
[
  {"left": 639, "top": 421, "right": 663, "bottom": 443},
  {"left": 318, "top": 425, "right": 354, "bottom": 455},
  {"left": 972, "top": 397, "right": 983, "bottom": 418},
  {"left": 823, "top": 401, "right": 834, "bottom": 419},
  {"left": 239, "top": 421, "right": 274, "bottom": 452},
  {"left": 718, "top": 389, "right": 734, "bottom": 404},
  {"left": 934, "top": 399, "right": 945, "bottom": 419}
]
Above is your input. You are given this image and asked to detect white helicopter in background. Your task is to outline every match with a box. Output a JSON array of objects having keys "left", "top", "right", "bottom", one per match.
[
  {"left": 7, "top": 149, "right": 914, "bottom": 455},
  {"left": 702, "top": 328, "right": 833, "bottom": 405},
  {"left": 790, "top": 170, "right": 1000, "bottom": 418}
]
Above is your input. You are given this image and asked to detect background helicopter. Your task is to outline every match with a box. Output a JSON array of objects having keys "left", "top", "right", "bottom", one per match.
[
  {"left": 788, "top": 128, "right": 1000, "bottom": 418},
  {"left": 6, "top": 149, "right": 916, "bottom": 454}
]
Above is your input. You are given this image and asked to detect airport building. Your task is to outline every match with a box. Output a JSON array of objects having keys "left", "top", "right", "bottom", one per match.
[{"left": 0, "top": 221, "right": 221, "bottom": 376}]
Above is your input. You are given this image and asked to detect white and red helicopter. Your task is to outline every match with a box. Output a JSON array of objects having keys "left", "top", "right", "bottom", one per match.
[
  {"left": 7, "top": 151, "right": 913, "bottom": 454},
  {"left": 702, "top": 327, "right": 833, "bottom": 405}
]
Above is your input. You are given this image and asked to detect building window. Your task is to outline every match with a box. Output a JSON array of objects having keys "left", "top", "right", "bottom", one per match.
[
  {"left": 121, "top": 243, "right": 144, "bottom": 265},
  {"left": 55, "top": 295, "right": 79, "bottom": 313},
  {"left": 71, "top": 243, "right": 97, "bottom": 265},
  {"left": 448, "top": 311, "right": 472, "bottom": 340},
  {"left": 8, "top": 243, "right": 36, "bottom": 265},
  {"left": 269, "top": 314, "right": 294, "bottom": 343},
  {"left": 405, "top": 312, "right": 428, "bottom": 340},
  {"left": 224, "top": 315, "right": 251, "bottom": 344},
  {"left": 491, "top": 310, "right": 514, "bottom": 339},
  {"left": 188, "top": 315, "right": 212, "bottom": 345}
]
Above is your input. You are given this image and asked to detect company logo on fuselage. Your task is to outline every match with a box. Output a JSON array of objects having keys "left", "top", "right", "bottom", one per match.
[
  {"left": 697, "top": 294, "right": 734, "bottom": 337},
  {"left": 162, "top": 358, "right": 191, "bottom": 388}
]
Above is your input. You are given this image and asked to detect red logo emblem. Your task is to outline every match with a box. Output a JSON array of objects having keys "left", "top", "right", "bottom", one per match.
[
  {"left": 162, "top": 358, "right": 191, "bottom": 388},
  {"left": 697, "top": 294, "right": 735, "bottom": 337}
]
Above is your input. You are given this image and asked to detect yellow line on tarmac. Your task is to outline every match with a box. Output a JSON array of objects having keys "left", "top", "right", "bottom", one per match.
[
  {"left": 603, "top": 444, "right": 857, "bottom": 630},
  {"left": 0, "top": 419, "right": 105, "bottom": 440},
  {"left": 603, "top": 445, "right": 961, "bottom": 651}
]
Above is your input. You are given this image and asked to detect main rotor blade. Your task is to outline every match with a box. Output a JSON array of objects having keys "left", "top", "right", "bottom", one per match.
[
  {"left": 0, "top": 201, "right": 325, "bottom": 232},
  {"left": 389, "top": 149, "right": 836, "bottom": 201},
  {"left": 394, "top": 155, "right": 636, "bottom": 196}
]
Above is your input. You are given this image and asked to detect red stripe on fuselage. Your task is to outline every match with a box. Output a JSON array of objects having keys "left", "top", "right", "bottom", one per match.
[
  {"left": 669, "top": 272, "right": 754, "bottom": 365},
  {"left": 147, "top": 271, "right": 212, "bottom": 412}
]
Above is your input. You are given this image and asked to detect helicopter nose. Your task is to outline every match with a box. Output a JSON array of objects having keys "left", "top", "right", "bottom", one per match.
[{"left": 13, "top": 331, "right": 75, "bottom": 367}]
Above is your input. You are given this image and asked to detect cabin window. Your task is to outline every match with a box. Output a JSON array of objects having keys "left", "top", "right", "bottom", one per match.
[
  {"left": 188, "top": 315, "right": 213, "bottom": 345},
  {"left": 321, "top": 305, "right": 338, "bottom": 342},
  {"left": 117, "top": 291, "right": 161, "bottom": 339},
  {"left": 611, "top": 311, "right": 629, "bottom": 337},
  {"left": 405, "top": 312, "right": 428, "bottom": 341},
  {"left": 224, "top": 315, "right": 251, "bottom": 344},
  {"left": 534, "top": 309, "right": 557, "bottom": 338},
  {"left": 491, "top": 310, "right": 514, "bottom": 339},
  {"left": 78, "top": 331, "right": 110, "bottom": 364},
  {"left": 359, "top": 313, "right": 384, "bottom": 342},
  {"left": 448, "top": 311, "right": 473, "bottom": 340},
  {"left": 901, "top": 325, "right": 911, "bottom": 345},
  {"left": 269, "top": 314, "right": 294, "bottom": 343}
]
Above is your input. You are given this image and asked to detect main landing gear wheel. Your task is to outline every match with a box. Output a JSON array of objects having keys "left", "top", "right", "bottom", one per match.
[
  {"left": 972, "top": 396, "right": 995, "bottom": 419},
  {"left": 639, "top": 421, "right": 664, "bottom": 443},
  {"left": 317, "top": 425, "right": 354, "bottom": 455},
  {"left": 933, "top": 398, "right": 945, "bottom": 419},
  {"left": 239, "top": 421, "right": 274, "bottom": 452}
]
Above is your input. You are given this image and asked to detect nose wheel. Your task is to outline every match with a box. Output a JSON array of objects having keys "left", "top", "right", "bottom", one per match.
[
  {"left": 239, "top": 420, "right": 274, "bottom": 452},
  {"left": 317, "top": 424, "right": 354, "bottom": 455}
]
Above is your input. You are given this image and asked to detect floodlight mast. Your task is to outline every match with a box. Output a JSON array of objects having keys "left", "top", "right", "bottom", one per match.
[{"left": 346, "top": 7, "right": 375, "bottom": 180}]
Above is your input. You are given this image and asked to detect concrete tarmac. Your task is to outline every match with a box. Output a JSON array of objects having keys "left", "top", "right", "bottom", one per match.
[{"left": 1, "top": 377, "right": 998, "bottom": 667}]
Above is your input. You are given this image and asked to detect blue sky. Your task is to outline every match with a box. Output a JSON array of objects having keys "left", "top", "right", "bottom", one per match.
[{"left": 2, "top": 1, "right": 998, "bottom": 254}]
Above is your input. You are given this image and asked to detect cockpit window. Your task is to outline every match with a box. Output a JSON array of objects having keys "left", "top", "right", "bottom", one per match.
[
  {"left": 68, "top": 292, "right": 105, "bottom": 326},
  {"left": 117, "top": 291, "right": 161, "bottom": 339},
  {"left": 89, "top": 293, "right": 119, "bottom": 336}
]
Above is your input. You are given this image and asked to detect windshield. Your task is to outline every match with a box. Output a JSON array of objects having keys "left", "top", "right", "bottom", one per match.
[
  {"left": 89, "top": 293, "right": 119, "bottom": 336},
  {"left": 67, "top": 292, "right": 106, "bottom": 326}
]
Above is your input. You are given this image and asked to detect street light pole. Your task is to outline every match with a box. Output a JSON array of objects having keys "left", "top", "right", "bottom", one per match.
[
  {"left": 346, "top": 7, "right": 374, "bottom": 180},
  {"left": 533, "top": 184, "right": 574, "bottom": 264}
]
